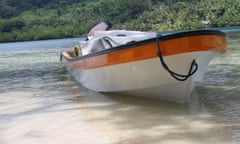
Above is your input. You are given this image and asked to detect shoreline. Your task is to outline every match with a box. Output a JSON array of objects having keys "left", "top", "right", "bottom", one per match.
[{"left": 1, "top": 26, "right": 240, "bottom": 44}]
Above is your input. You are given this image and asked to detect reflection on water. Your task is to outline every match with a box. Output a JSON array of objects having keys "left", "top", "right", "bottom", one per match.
[{"left": 0, "top": 31, "right": 239, "bottom": 144}]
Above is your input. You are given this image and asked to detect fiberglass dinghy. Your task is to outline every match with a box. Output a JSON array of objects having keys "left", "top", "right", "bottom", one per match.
[{"left": 61, "top": 22, "right": 226, "bottom": 103}]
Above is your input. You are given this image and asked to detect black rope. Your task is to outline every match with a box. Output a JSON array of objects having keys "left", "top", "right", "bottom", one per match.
[
  {"left": 156, "top": 38, "right": 198, "bottom": 81},
  {"left": 60, "top": 52, "right": 63, "bottom": 61}
]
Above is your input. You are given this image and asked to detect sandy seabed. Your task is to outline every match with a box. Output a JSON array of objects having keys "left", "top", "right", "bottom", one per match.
[{"left": 0, "top": 86, "right": 232, "bottom": 144}]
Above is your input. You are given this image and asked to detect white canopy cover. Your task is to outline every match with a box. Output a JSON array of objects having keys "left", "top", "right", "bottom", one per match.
[{"left": 81, "top": 30, "right": 157, "bottom": 55}]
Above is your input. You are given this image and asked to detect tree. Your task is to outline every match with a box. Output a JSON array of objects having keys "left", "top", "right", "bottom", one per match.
[
  {"left": 1, "top": 18, "right": 25, "bottom": 32},
  {"left": 0, "top": 4, "right": 18, "bottom": 18}
]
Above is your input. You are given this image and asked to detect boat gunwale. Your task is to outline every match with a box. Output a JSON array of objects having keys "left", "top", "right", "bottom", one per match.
[{"left": 63, "top": 29, "right": 226, "bottom": 62}]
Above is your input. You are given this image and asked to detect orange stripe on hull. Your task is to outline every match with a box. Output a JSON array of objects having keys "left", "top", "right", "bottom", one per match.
[{"left": 64, "top": 34, "right": 226, "bottom": 70}]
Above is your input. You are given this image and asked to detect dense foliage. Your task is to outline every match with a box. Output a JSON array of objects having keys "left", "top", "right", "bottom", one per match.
[{"left": 0, "top": 0, "right": 240, "bottom": 42}]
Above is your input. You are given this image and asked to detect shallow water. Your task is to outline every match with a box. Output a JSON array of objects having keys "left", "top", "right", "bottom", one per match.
[{"left": 0, "top": 30, "right": 239, "bottom": 144}]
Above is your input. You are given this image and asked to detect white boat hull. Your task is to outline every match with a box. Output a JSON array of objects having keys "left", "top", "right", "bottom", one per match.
[
  {"left": 62, "top": 29, "right": 226, "bottom": 103},
  {"left": 67, "top": 51, "right": 219, "bottom": 103}
]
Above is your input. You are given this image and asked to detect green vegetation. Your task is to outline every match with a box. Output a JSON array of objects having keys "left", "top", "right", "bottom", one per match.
[{"left": 0, "top": 0, "right": 240, "bottom": 42}]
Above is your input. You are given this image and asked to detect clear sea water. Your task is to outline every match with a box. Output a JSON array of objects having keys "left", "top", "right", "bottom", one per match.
[{"left": 0, "top": 29, "right": 239, "bottom": 144}]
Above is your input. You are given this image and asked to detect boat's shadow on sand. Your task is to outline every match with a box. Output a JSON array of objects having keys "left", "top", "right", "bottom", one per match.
[{"left": 68, "top": 84, "right": 231, "bottom": 144}]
